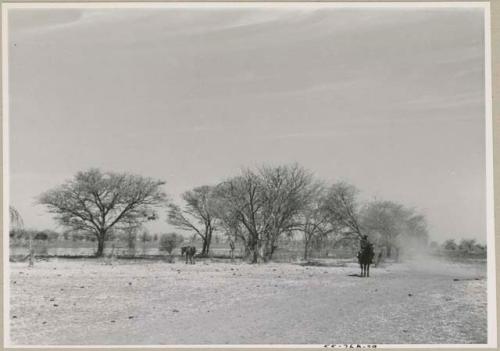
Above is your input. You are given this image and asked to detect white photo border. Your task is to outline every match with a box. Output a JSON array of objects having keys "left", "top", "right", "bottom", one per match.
[{"left": 1, "top": 1, "right": 496, "bottom": 348}]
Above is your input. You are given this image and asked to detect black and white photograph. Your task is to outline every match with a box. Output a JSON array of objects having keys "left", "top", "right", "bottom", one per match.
[{"left": 2, "top": 1, "right": 496, "bottom": 347}]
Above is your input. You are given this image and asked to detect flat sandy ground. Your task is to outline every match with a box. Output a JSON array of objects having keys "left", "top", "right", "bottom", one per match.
[{"left": 8, "top": 258, "right": 487, "bottom": 345}]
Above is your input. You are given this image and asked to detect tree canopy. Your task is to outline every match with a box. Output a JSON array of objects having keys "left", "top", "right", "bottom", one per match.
[
  {"left": 167, "top": 185, "right": 217, "bottom": 255},
  {"left": 38, "top": 168, "right": 167, "bottom": 256},
  {"left": 212, "top": 164, "right": 314, "bottom": 262}
]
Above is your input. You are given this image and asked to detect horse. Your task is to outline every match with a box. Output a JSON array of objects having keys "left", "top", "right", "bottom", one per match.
[
  {"left": 181, "top": 246, "right": 196, "bottom": 264},
  {"left": 357, "top": 243, "right": 375, "bottom": 277}
]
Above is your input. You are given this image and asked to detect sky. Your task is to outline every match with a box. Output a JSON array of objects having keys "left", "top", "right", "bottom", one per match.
[{"left": 7, "top": 5, "right": 488, "bottom": 243}]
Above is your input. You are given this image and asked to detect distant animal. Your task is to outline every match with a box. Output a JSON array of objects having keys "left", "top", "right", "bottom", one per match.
[
  {"left": 357, "top": 243, "right": 375, "bottom": 277},
  {"left": 181, "top": 246, "right": 196, "bottom": 264}
]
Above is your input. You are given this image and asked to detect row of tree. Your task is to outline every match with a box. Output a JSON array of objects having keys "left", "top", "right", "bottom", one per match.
[
  {"left": 35, "top": 165, "right": 429, "bottom": 262},
  {"left": 166, "top": 164, "right": 429, "bottom": 262},
  {"left": 436, "top": 239, "right": 486, "bottom": 254}
]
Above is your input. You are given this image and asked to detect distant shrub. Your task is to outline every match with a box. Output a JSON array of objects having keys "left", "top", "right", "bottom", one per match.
[
  {"left": 474, "top": 243, "right": 486, "bottom": 254},
  {"left": 436, "top": 238, "right": 486, "bottom": 260},
  {"left": 159, "top": 233, "right": 184, "bottom": 255},
  {"left": 34, "top": 232, "right": 48, "bottom": 241},
  {"left": 442, "top": 239, "right": 457, "bottom": 251},
  {"left": 458, "top": 239, "right": 476, "bottom": 253},
  {"left": 71, "top": 232, "right": 87, "bottom": 241},
  {"left": 62, "top": 231, "right": 70, "bottom": 240},
  {"left": 458, "top": 239, "right": 486, "bottom": 255},
  {"left": 9, "top": 229, "right": 59, "bottom": 242},
  {"left": 9, "top": 229, "right": 25, "bottom": 240}
]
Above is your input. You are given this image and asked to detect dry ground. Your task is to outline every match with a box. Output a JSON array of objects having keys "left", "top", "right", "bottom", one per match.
[{"left": 8, "top": 258, "right": 487, "bottom": 345}]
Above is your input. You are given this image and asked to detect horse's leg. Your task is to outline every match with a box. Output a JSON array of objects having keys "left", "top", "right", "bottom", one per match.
[{"left": 367, "top": 264, "right": 370, "bottom": 277}]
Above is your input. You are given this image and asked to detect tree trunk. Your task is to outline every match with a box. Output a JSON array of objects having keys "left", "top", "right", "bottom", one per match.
[
  {"left": 304, "top": 239, "right": 309, "bottom": 261},
  {"left": 249, "top": 239, "right": 260, "bottom": 264},
  {"left": 244, "top": 245, "right": 251, "bottom": 259},
  {"left": 259, "top": 244, "right": 266, "bottom": 263},
  {"left": 246, "top": 234, "right": 257, "bottom": 263},
  {"left": 206, "top": 230, "right": 212, "bottom": 254},
  {"left": 96, "top": 233, "right": 105, "bottom": 257},
  {"left": 270, "top": 244, "right": 277, "bottom": 259},
  {"left": 201, "top": 240, "right": 208, "bottom": 256},
  {"left": 251, "top": 247, "right": 258, "bottom": 264},
  {"left": 265, "top": 246, "right": 277, "bottom": 261},
  {"left": 201, "top": 227, "right": 212, "bottom": 256},
  {"left": 267, "top": 236, "right": 278, "bottom": 261},
  {"left": 252, "top": 251, "right": 258, "bottom": 263}
]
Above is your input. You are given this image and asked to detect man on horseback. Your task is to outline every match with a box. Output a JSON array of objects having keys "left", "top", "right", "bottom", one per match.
[
  {"left": 360, "top": 234, "right": 370, "bottom": 251},
  {"left": 357, "top": 235, "right": 375, "bottom": 277}
]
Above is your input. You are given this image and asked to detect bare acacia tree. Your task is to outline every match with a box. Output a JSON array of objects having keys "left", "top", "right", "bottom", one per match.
[
  {"left": 211, "top": 187, "right": 246, "bottom": 256},
  {"left": 167, "top": 185, "right": 217, "bottom": 256},
  {"left": 9, "top": 206, "right": 24, "bottom": 228},
  {"left": 214, "top": 169, "right": 265, "bottom": 263},
  {"left": 9, "top": 206, "right": 33, "bottom": 266},
  {"left": 300, "top": 185, "right": 340, "bottom": 260},
  {"left": 214, "top": 164, "right": 314, "bottom": 263},
  {"left": 323, "top": 182, "right": 364, "bottom": 240},
  {"left": 259, "top": 164, "right": 315, "bottom": 261},
  {"left": 38, "top": 168, "right": 167, "bottom": 257}
]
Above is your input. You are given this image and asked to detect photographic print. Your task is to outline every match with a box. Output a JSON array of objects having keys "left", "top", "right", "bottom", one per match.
[{"left": 2, "top": 2, "right": 496, "bottom": 347}]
